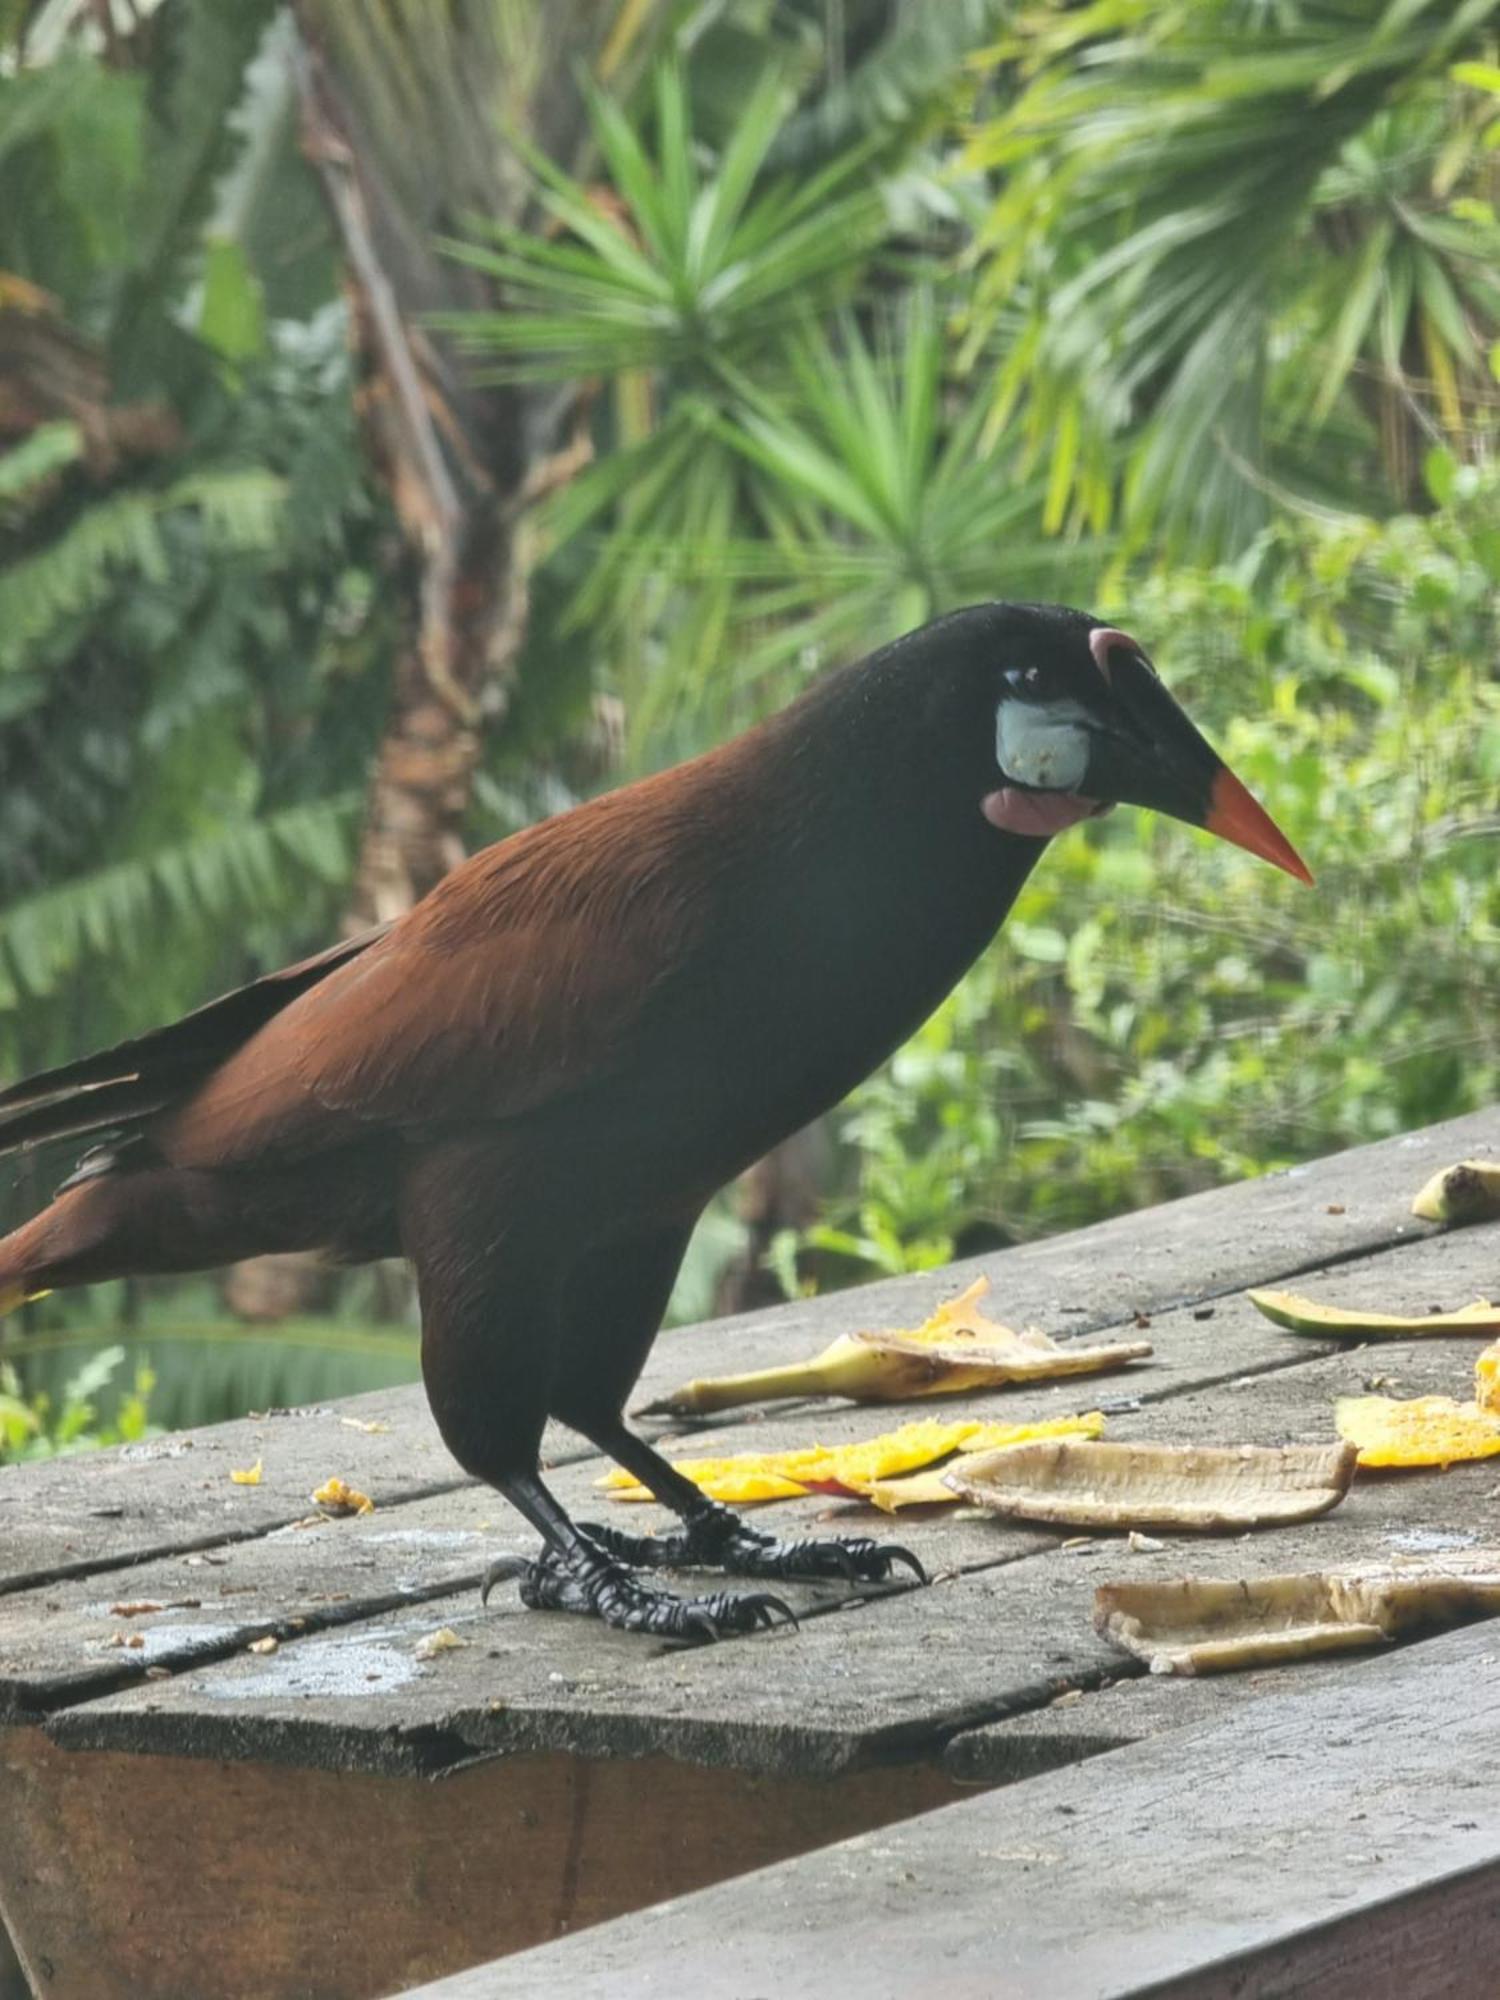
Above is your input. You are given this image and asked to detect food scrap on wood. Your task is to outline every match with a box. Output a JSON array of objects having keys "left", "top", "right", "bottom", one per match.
[
  {"left": 1096, "top": 1554, "right": 1500, "bottom": 1676},
  {"left": 637, "top": 1277, "right": 1150, "bottom": 1417},
  {"left": 311, "top": 1476, "right": 374, "bottom": 1516},
  {"left": 414, "top": 1627, "right": 467, "bottom": 1660},
  {"left": 601, "top": 1411, "right": 1107, "bottom": 1505},
  {"left": 1334, "top": 1341, "right": 1500, "bottom": 1467},
  {"left": 1247, "top": 1289, "right": 1500, "bottom": 1339},
  {"left": 944, "top": 1438, "right": 1357, "bottom": 1531},
  {"left": 1411, "top": 1159, "right": 1500, "bottom": 1226}
]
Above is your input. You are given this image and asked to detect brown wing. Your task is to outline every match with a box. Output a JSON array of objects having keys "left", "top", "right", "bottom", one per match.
[
  {"left": 0, "top": 925, "right": 392, "bottom": 1162},
  {"left": 154, "top": 778, "right": 723, "bottom": 1171}
]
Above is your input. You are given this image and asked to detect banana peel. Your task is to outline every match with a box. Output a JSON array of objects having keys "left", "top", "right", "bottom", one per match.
[
  {"left": 944, "top": 1438, "right": 1356, "bottom": 1531},
  {"left": 637, "top": 1278, "right": 1150, "bottom": 1418},
  {"left": 1411, "top": 1159, "right": 1500, "bottom": 1226},
  {"left": 856, "top": 1413, "right": 1107, "bottom": 1509},
  {"left": 600, "top": 1411, "right": 1105, "bottom": 1505},
  {"left": 1247, "top": 1288, "right": 1500, "bottom": 1340},
  {"left": 1097, "top": 1554, "right": 1500, "bottom": 1675}
]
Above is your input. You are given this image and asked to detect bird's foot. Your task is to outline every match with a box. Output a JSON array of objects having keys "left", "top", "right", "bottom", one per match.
[
  {"left": 481, "top": 1546, "right": 795, "bottom": 1641},
  {"left": 580, "top": 1502, "right": 928, "bottom": 1586}
]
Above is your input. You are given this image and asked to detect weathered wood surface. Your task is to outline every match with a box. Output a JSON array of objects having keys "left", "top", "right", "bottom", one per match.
[
  {"left": 3, "top": 1104, "right": 1490, "bottom": 1595},
  {"left": 398, "top": 1619, "right": 1500, "bottom": 2000},
  {"left": 38, "top": 1318, "right": 1499, "bottom": 1785},
  {"left": 5, "top": 1220, "right": 1495, "bottom": 1778},
  {"left": 1, "top": 1110, "right": 1498, "bottom": 2000}
]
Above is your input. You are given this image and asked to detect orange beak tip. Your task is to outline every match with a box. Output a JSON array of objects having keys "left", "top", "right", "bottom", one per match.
[{"left": 1205, "top": 767, "right": 1313, "bottom": 887}]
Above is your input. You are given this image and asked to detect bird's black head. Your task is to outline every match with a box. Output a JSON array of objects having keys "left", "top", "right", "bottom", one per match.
[{"left": 881, "top": 601, "right": 1311, "bottom": 883}]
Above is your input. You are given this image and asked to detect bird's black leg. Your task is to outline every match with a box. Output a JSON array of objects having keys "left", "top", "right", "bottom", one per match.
[
  {"left": 402, "top": 1162, "right": 791, "bottom": 1645},
  {"left": 483, "top": 1468, "right": 795, "bottom": 1640},
  {"left": 576, "top": 1421, "right": 928, "bottom": 1587}
]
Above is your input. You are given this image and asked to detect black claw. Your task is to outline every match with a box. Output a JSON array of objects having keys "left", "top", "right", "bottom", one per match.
[
  {"left": 479, "top": 1553, "right": 530, "bottom": 1606},
  {"left": 883, "top": 1544, "right": 929, "bottom": 1585},
  {"left": 483, "top": 1542, "right": 794, "bottom": 1642},
  {"left": 759, "top": 1593, "right": 798, "bottom": 1632}
]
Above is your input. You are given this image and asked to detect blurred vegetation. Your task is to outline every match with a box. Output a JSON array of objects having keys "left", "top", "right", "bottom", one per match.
[{"left": 0, "top": 0, "right": 1497, "bottom": 1454}]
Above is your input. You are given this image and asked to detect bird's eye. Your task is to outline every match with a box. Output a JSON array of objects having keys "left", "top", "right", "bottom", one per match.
[{"left": 1005, "top": 664, "right": 1045, "bottom": 695}]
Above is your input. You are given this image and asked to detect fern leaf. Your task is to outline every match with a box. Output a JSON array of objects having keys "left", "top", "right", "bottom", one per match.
[
  {"left": 0, "top": 469, "right": 286, "bottom": 674},
  {"left": 0, "top": 796, "right": 356, "bottom": 1007},
  {"left": 0, "top": 422, "right": 85, "bottom": 505}
]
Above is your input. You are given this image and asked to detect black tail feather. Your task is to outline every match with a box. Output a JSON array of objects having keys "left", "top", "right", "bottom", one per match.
[{"left": 0, "top": 922, "right": 389, "bottom": 1161}]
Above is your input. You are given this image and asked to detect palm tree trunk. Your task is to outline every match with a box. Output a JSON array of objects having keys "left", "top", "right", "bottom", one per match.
[{"left": 224, "top": 3, "right": 642, "bottom": 1320}]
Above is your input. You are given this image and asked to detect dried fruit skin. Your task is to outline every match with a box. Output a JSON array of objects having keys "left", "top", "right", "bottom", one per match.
[
  {"left": 602, "top": 1412, "right": 1108, "bottom": 1505},
  {"left": 602, "top": 1417, "right": 977, "bottom": 1503},
  {"left": 1335, "top": 1394, "right": 1500, "bottom": 1468},
  {"left": 1097, "top": 1555, "right": 1500, "bottom": 1675},
  {"left": 1248, "top": 1288, "right": 1500, "bottom": 1339},
  {"left": 862, "top": 1413, "right": 1107, "bottom": 1511},
  {"left": 945, "top": 1438, "right": 1356, "bottom": 1530}
]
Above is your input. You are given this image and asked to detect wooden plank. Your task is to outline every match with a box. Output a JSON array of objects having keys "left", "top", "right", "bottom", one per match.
[
  {"left": 941, "top": 1657, "right": 1350, "bottom": 1785},
  {"left": 38, "top": 1319, "right": 1500, "bottom": 1781},
  {"left": 0, "top": 1462, "right": 942, "bottom": 1735},
  {"left": 14, "top": 1216, "right": 1497, "bottom": 1767},
  {"left": 0, "top": 1383, "right": 470, "bottom": 1597},
  {"left": 3, "top": 1106, "right": 1488, "bottom": 1593},
  {"left": 0, "top": 1722, "right": 966, "bottom": 2000},
  {"left": 392, "top": 1619, "right": 1500, "bottom": 2000}
]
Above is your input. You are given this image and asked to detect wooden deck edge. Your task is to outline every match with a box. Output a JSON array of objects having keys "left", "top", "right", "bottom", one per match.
[
  {"left": 388, "top": 1619, "right": 1500, "bottom": 2000},
  {"left": 0, "top": 1724, "right": 975, "bottom": 2000}
]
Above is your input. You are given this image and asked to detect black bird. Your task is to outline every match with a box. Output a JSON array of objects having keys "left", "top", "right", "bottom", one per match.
[{"left": 0, "top": 605, "right": 1310, "bottom": 1638}]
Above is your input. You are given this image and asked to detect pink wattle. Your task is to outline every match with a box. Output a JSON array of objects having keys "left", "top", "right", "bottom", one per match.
[{"left": 982, "top": 788, "right": 1109, "bottom": 837}]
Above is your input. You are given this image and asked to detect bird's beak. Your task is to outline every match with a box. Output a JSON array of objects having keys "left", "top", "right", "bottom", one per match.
[{"left": 1086, "top": 629, "right": 1313, "bottom": 885}]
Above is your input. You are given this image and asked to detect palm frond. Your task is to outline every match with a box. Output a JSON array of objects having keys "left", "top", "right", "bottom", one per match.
[
  {"left": 0, "top": 468, "right": 286, "bottom": 674},
  {"left": 441, "top": 58, "right": 886, "bottom": 384},
  {"left": 964, "top": 0, "right": 1500, "bottom": 555},
  {"left": 0, "top": 796, "right": 356, "bottom": 1008}
]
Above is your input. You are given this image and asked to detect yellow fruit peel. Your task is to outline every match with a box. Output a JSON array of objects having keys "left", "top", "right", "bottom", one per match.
[
  {"left": 229, "top": 1459, "right": 263, "bottom": 1486},
  {"left": 946, "top": 1438, "right": 1356, "bottom": 1531},
  {"left": 638, "top": 1278, "right": 1150, "bottom": 1416},
  {"left": 863, "top": 1413, "right": 1107, "bottom": 1510},
  {"left": 1477, "top": 1342, "right": 1500, "bottom": 1417},
  {"left": 601, "top": 1411, "right": 1106, "bottom": 1506},
  {"left": 1248, "top": 1288, "right": 1500, "bottom": 1339},
  {"left": 1335, "top": 1393, "right": 1500, "bottom": 1469},
  {"left": 1097, "top": 1555, "right": 1500, "bottom": 1675}
]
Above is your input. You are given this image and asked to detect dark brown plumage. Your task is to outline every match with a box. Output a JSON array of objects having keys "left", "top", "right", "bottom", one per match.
[{"left": 0, "top": 604, "right": 1309, "bottom": 1636}]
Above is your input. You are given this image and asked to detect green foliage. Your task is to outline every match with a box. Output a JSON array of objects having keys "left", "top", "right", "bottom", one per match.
[
  {"left": 964, "top": 0, "right": 1500, "bottom": 554},
  {"left": 447, "top": 62, "right": 886, "bottom": 382},
  {"left": 0, "top": 10, "right": 390, "bottom": 1083},
  {"left": 2, "top": 1316, "right": 419, "bottom": 1448},
  {"left": 797, "top": 476, "right": 1500, "bottom": 1284},
  {"left": 0, "top": 1344, "right": 157, "bottom": 1463}
]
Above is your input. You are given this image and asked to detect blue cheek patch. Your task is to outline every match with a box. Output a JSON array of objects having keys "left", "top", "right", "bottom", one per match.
[{"left": 994, "top": 698, "right": 1093, "bottom": 791}]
